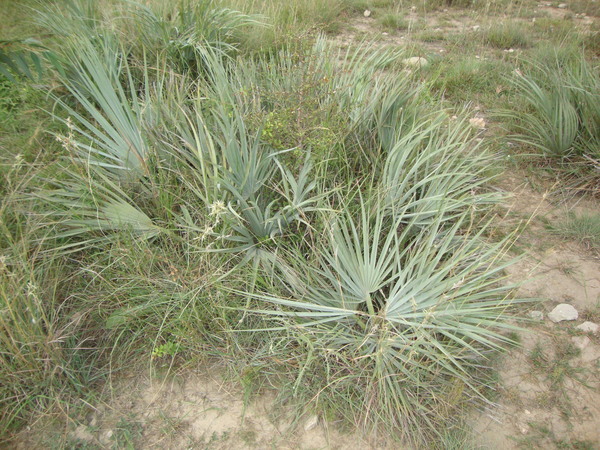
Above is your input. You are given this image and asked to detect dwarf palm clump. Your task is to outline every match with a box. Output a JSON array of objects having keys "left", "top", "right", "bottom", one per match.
[
  {"left": 0, "top": 0, "right": 524, "bottom": 445},
  {"left": 504, "top": 54, "right": 600, "bottom": 195}
]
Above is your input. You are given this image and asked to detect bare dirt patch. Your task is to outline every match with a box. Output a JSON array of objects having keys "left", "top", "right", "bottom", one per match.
[
  {"left": 473, "top": 174, "right": 600, "bottom": 449},
  {"left": 13, "top": 367, "right": 367, "bottom": 449}
]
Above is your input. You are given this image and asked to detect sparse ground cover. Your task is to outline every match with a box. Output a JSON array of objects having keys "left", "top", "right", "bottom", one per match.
[{"left": 0, "top": 0, "right": 598, "bottom": 448}]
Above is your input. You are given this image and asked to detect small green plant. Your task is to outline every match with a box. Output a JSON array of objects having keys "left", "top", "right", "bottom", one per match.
[
  {"left": 553, "top": 212, "right": 600, "bottom": 252},
  {"left": 152, "top": 341, "right": 180, "bottom": 359},
  {"left": 111, "top": 417, "right": 142, "bottom": 449},
  {"left": 378, "top": 13, "right": 408, "bottom": 31},
  {"left": 502, "top": 53, "right": 600, "bottom": 194},
  {"left": 484, "top": 22, "right": 532, "bottom": 49},
  {"left": 529, "top": 340, "right": 583, "bottom": 390}
]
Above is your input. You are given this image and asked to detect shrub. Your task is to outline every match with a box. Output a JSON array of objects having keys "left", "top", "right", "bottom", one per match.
[{"left": 503, "top": 54, "right": 600, "bottom": 194}]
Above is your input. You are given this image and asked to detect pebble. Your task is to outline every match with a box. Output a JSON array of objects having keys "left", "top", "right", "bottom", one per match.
[
  {"left": 304, "top": 414, "right": 319, "bottom": 431},
  {"left": 364, "top": 9, "right": 371, "bottom": 17},
  {"left": 548, "top": 304, "right": 578, "bottom": 323},
  {"left": 557, "top": 3, "right": 567, "bottom": 8},
  {"left": 576, "top": 321, "right": 599, "bottom": 334},
  {"left": 403, "top": 57, "right": 428, "bottom": 68},
  {"left": 469, "top": 117, "right": 486, "bottom": 129}
]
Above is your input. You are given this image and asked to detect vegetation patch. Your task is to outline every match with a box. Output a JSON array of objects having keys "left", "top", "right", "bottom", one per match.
[{"left": 1, "top": 0, "right": 599, "bottom": 448}]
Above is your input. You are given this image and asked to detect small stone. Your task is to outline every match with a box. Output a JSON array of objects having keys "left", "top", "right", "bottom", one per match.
[
  {"left": 548, "top": 304, "right": 578, "bottom": 322},
  {"left": 571, "top": 336, "right": 591, "bottom": 350},
  {"left": 382, "top": 32, "right": 389, "bottom": 36},
  {"left": 99, "top": 429, "right": 114, "bottom": 445},
  {"left": 508, "top": 48, "right": 515, "bottom": 53},
  {"left": 403, "top": 57, "right": 428, "bottom": 68},
  {"left": 363, "top": 9, "right": 371, "bottom": 17},
  {"left": 576, "top": 321, "right": 599, "bottom": 334},
  {"left": 528, "top": 311, "right": 544, "bottom": 321},
  {"left": 557, "top": 3, "right": 567, "bottom": 8},
  {"left": 73, "top": 425, "right": 94, "bottom": 442},
  {"left": 304, "top": 414, "right": 319, "bottom": 431},
  {"left": 517, "top": 421, "right": 530, "bottom": 434},
  {"left": 472, "top": 25, "right": 480, "bottom": 31},
  {"left": 469, "top": 117, "right": 486, "bottom": 129}
]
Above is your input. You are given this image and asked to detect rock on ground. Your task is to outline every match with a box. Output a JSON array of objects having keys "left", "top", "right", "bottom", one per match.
[
  {"left": 547, "top": 304, "right": 578, "bottom": 323},
  {"left": 576, "top": 321, "right": 599, "bottom": 333},
  {"left": 403, "top": 57, "right": 428, "bottom": 68}
]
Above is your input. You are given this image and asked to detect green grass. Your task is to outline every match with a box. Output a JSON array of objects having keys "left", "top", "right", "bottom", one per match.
[
  {"left": 378, "top": 13, "right": 409, "bottom": 31},
  {"left": 553, "top": 212, "right": 600, "bottom": 252},
  {"left": 483, "top": 22, "right": 533, "bottom": 49},
  {"left": 429, "top": 56, "right": 512, "bottom": 104}
]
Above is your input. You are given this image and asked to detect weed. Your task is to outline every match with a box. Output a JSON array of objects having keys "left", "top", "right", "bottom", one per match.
[
  {"left": 429, "top": 56, "right": 511, "bottom": 104},
  {"left": 484, "top": 22, "right": 532, "bottom": 49},
  {"left": 111, "top": 417, "right": 142, "bottom": 449},
  {"left": 152, "top": 341, "right": 180, "bottom": 359},
  {"left": 552, "top": 212, "right": 600, "bottom": 252},
  {"left": 378, "top": 13, "right": 409, "bottom": 31},
  {"left": 529, "top": 340, "right": 584, "bottom": 391}
]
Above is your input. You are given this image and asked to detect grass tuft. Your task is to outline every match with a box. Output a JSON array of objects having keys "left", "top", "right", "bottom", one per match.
[{"left": 553, "top": 212, "right": 600, "bottom": 252}]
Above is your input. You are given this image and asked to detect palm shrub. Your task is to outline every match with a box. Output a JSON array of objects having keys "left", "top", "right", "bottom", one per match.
[
  {"left": 10, "top": 2, "right": 525, "bottom": 445},
  {"left": 381, "top": 116, "right": 502, "bottom": 226},
  {"left": 240, "top": 188, "right": 520, "bottom": 444},
  {"left": 39, "top": 33, "right": 322, "bottom": 264},
  {"left": 170, "top": 99, "right": 323, "bottom": 262},
  {"left": 120, "top": 0, "right": 263, "bottom": 74},
  {"left": 504, "top": 54, "right": 600, "bottom": 194},
  {"left": 232, "top": 116, "right": 517, "bottom": 445}
]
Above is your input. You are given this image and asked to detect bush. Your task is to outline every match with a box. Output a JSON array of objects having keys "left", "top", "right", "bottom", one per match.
[{"left": 503, "top": 54, "right": 600, "bottom": 195}]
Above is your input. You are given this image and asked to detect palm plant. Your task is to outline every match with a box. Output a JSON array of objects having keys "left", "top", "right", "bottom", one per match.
[
  {"left": 238, "top": 192, "right": 521, "bottom": 443},
  {"left": 505, "top": 55, "right": 600, "bottom": 159},
  {"left": 382, "top": 115, "right": 502, "bottom": 226},
  {"left": 37, "top": 167, "right": 163, "bottom": 254},
  {"left": 504, "top": 54, "right": 600, "bottom": 194},
  {"left": 123, "top": 0, "right": 263, "bottom": 74},
  {"left": 172, "top": 103, "right": 322, "bottom": 259},
  {"left": 507, "top": 70, "right": 579, "bottom": 158},
  {"left": 48, "top": 38, "right": 151, "bottom": 178}
]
